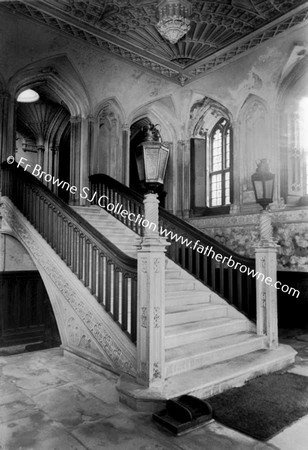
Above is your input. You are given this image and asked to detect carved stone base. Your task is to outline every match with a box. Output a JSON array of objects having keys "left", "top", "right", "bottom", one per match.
[
  {"left": 255, "top": 245, "right": 279, "bottom": 348},
  {"left": 137, "top": 237, "right": 167, "bottom": 388}
]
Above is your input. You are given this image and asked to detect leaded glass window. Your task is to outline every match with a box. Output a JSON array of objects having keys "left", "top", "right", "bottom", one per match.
[{"left": 209, "top": 119, "right": 232, "bottom": 207}]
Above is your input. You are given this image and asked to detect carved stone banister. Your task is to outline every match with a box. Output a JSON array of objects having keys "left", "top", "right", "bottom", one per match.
[
  {"left": 89, "top": 173, "right": 257, "bottom": 319},
  {"left": 1, "top": 196, "right": 136, "bottom": 376},
  {"left": 1, "top": 163, "right": 137, "bottom": 342}
]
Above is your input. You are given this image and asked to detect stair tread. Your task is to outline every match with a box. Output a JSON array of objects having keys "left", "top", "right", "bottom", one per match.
[
  {"left": 166, "top": 304, "right": 226, "bottom": 314},
  {"left": 165, "top": 332, "right": 265, "bottom": 362},
  {"left": 165, "top": 279, "right": 197, "bottom": 284},
  {"left": 165, "top": 291, "right": 210, "bottom": 299},
  {"left": 165, "top": 317, "right": 244, "bottom": 335},
  {"left": 163, "top": 345, "right": 296, "bottom": 399}
]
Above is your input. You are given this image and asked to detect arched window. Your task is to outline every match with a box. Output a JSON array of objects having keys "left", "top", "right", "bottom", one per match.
[{"left": 209, "top": 119, "right": 232, "bottom": 207}]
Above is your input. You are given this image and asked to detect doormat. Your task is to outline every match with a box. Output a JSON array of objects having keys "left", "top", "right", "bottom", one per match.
[{"left": 207, "top": 372, "right": 308, "bottom": 441}]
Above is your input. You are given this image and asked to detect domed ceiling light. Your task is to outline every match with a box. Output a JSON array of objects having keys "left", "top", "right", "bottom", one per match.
[
  {"left": 17, "top": 89, "right": 40, "bottom": 103},
  {"left": 156, "top": 0, "right": 191, "bottom": 45}
]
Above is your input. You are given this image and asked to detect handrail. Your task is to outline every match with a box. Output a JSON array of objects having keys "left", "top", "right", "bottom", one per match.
[
  {"left": 1, "top": 164, "right": 137, "bottom": 342},
  {"left": 89, "top": 173, "right": 256, "bottom": 319}
]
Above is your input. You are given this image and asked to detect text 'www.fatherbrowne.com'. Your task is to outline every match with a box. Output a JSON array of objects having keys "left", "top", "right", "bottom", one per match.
[{"left": 10, "top": 155, "right": 300, "bottom": 298}]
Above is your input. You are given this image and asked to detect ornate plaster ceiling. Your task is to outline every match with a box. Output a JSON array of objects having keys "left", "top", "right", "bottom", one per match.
[{"left": 2, "top": 0, "right": 308, "bottom": 85}]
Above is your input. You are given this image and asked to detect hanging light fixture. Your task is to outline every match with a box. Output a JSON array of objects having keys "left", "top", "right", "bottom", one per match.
[
  {"left": 17, "top": 89, "right": 40, "bottom": 103},
  {"left": 156, "top": 0, "right": 191, "bottom": 45}
]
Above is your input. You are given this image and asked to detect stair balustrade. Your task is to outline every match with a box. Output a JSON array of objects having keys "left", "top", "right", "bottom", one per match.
[
  {"left": 90, "top": 174, "right": 256, "bottom": 320},
  {"left": 1, "top": 164, "right": 137, "bottom": 342}
]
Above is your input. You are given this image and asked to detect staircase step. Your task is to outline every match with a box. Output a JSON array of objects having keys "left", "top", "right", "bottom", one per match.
[
  {"left": 165, "top": 269, "right": 188, "bottom": 279},
  {"left": 165, "top": 289, "right": 211, "bottom": 298},
  {"left": 166, "top": 298, "right": 211, "bottom": 310},
  {"left": 165, "top": 279, "right": 201, "bottom": 292},
  {"left": 166, "top": 297, "right": 211, "bottom": 310},
  {"left": 163, "top": 345, "right": 296, "bottom": 400},
  {"left": 117, "top": 345, "right": 296, "bottom": 411},
  {"left": 165, "top": 317, "right": 248, "bottom": 348},
  {"left": 165, "top": 332, "right": 267, "bottom": 377},
  {"left": 165, "top": 304, "right": 228, "bottom": 326}
]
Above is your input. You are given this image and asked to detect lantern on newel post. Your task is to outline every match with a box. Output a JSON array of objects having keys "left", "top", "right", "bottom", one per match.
[
  {"left": 251, "top": 159, "right": 275, "bottom": 244},
  {"left": 134, "top": 123, "right": 170, "bottom": 390},
  {"left": 251, "top": 159, "right": 275, "bottom": 211},
  {"left": 135, "top": 124, "right": 169, "bottom": 193},
  {"left": 251, "top": 159, "right": 279, "bottom": 349}
]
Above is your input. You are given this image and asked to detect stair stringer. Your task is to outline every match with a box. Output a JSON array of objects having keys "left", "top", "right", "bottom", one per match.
[{"left": 1, "top": 197, "right": 137, "bottom": 377}]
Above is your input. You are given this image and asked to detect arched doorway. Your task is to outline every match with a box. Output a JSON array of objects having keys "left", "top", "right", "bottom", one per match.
[{"left": 15, "top": 87, "right": 71, "bottom": 201}]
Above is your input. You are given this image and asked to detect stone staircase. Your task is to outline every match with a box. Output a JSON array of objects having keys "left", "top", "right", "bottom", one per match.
[{"left": 73, "top": 205, "right": 296, "bottom": 408}]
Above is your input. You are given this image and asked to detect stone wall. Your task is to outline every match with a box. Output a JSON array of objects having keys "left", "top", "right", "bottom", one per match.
[
  {"left": 188, "top": 207, "right": 308, "bottom": 272},
  {"left": 0, "top": 231, "right": 36, "bottom": 272}
]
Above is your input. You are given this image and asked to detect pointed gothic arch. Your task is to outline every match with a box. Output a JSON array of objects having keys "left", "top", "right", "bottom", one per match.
[
  {"left": 91, "top": 97, "right": 126, "bottom": 182},
  {"left": 277, "top": 55, "right": 308, "bottom": 205},
  {"left": 188, "top": 96, "right": 233, "bottom": 215},
  {"left": 238, "top": 94, "right": 272, "bottom": 206}
]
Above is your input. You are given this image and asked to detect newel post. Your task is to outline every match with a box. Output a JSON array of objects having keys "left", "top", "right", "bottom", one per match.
[
  {"left": 137, "top": 193, "right": 169, "bottom": 387},
  {"left": 255, "top": 210, "right": 279, "bottom": 348}
]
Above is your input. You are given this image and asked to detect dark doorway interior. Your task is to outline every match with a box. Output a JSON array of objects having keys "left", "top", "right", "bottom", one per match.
[{"left": 0, "top": 271, "right": 61, "bottom": 350}]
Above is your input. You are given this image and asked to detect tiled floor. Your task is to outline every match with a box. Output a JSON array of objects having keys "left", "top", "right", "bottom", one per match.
[
  {"left": 0, "top": 348, "right": 276, "bottom": 450},
  {"left": 0, "top": 333, "right": 308, "bottom": 450}
]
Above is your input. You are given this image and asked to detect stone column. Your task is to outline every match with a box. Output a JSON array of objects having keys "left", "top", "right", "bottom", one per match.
[
  {"left": 176, "top": 140, "right": 190, "bottom": 217},
  {"left": 122, "top": 123, "right": 130, "bottom": 186},
  {"left": 69, "top": 116, "right": 82, "bottom": 205},
  {"left": 50, "top": 145, "right": 59, "bottom": 192},
  {"left": 87, "top": 115, "right": 95, "bottom": 174},
  {"left": 37, "top": 146, "right": 45, "bottom": 170},
  {"left": 255, "top": 210, "right": 279, "bottom": 348},
  {"left": 182, "top": 139, "right": 191, "bottom": 218},
  {"left": 137, "top": 193, "right": 168, "bottom": 387},
  {"left": 230, "top": 120, "right": 241, "bottom": 214}
]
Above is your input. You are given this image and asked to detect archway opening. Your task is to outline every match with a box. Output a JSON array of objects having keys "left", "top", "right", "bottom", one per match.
[
  {"left": 15, "top": 85, "right": 71, "bottom": 201},
  {"left": 279, "top": 68, "right": 308, "bottom": 206}
]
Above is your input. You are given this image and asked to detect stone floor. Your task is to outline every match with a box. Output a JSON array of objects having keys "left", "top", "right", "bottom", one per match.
[{"left": 0, "top": 332, "right": 308, "bottom": 450}]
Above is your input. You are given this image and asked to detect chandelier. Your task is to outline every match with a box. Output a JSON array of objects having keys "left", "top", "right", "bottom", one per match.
[{"left": 156, "top": 0, "right": 191, "bottom": 45}]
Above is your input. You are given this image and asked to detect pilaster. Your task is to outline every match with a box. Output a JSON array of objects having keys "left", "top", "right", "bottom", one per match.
[
  {"left": 69, "top": 116, "right": 82, "bottom": 205},
  {"left": 230, "top": 120, "right": 241, "bottom": 212},
  {"left": 177, "top": 139, "right": 190, "bottom": 217},
  {"left": 122, "top": 123, "right": 130, "bottom": 187}
]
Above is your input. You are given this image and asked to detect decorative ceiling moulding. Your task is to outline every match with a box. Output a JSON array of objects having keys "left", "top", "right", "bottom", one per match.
[
  {"left": 187, "top": 4, "right": 308, "bottom": 82},
  {"left": 2, "top": 1, "right": 308, "bottom": 86},
  {"left": 4, "top": 1, "right": 181, "bottom": 83}
]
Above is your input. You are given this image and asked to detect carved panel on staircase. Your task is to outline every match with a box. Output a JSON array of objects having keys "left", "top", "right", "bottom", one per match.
[{"left": 1, "top": 199, "right": 136, "bottom": 376}]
